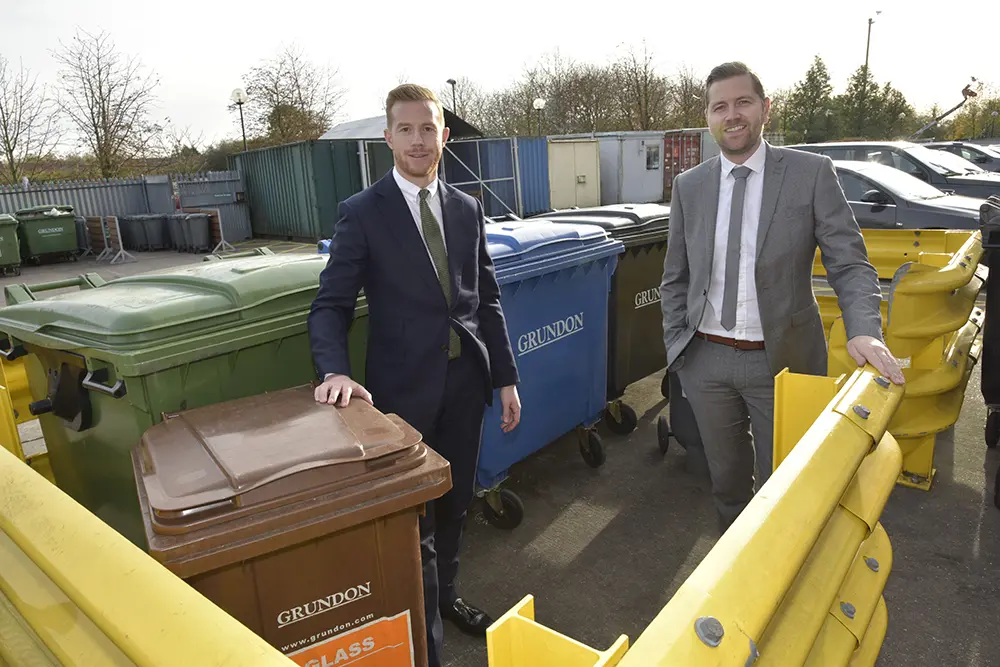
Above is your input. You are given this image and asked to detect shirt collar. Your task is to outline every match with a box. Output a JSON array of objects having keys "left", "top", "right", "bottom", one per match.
[
  {"left": 393, "top": 166, "right": 438, "bottom": 201},
  {"left": 720, "top": 139, "right": 767, "bottom": 177}
]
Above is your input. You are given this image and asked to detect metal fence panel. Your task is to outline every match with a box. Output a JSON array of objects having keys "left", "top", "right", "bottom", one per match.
[
  {"left": 174, "top": 171, "right": 252, "bottom": 242},
  {"left": 0, "top": 178, "right": 148, "bottom": 218}
]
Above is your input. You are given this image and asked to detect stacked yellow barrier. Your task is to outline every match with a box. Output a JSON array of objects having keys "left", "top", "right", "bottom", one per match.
[
  {"left": 487, "top": 366, "right": 904, "bottom": 666},
  {"left": 821, "top": 230, "right": 984, "bottom": 490}
]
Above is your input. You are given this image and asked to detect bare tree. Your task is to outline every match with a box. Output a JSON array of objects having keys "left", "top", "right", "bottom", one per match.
[
  {"left": 53, "top": 28, "right": 161, "bottom": 178},
  {"left": 612, "top": 42, "right": 670, "bottom": 130},
  {"left": 665, "top": 65, "right": 705, "bottom": 128},
  {"left": 0, "top": 56, "right": 63, "bottom": 185},
  {"left": 242, "top": 45, "right": 345, "bottom": 143}
]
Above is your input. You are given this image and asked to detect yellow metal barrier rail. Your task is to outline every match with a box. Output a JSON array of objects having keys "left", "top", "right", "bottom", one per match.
[
  {"left": 813, "top": 228, "right": 978, "bottom": 280},
  {"left": 822, "top": 230, "right": 984, "bottom": 490},
  {"left": 0, "top": 446, "right": 296, "bottom": 667},
  {"left": 487, "top": 366, "right": 904, "bottom": 666},
  {"left": 0, "top": 356, "right": 55, "bottom": 483}
]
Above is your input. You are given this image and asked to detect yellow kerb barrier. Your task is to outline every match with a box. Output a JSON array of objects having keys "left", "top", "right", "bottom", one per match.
[
  {"left": 0, "top": 446, "right": 296, "bottom": 666},
  {"left": 487, "top": 365, "right": 904, "bottom": 666}
]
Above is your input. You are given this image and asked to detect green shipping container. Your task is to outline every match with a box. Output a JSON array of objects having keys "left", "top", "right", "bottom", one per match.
[
  {"left": 0, "top": 250, "right": 369, "bottom": 549},
  {"left": 15, "top": 204, "right": 78, "bottom": 262},
  {"left": 229, "top": 140, "right": 365, "bottom": 241},
  {"left": 0, "top": 214, "right": 21, "bottom": 276}
]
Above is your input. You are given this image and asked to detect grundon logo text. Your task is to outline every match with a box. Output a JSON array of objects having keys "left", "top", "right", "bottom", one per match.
[{"left": 517, "top": 313, "right": 584, "bottom": 356}]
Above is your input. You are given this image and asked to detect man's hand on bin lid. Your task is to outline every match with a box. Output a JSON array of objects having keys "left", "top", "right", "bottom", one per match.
[
  {"left": 500, "top": 385, "right": 521, "bottom": 433},
  {"left": 847, "top": 335, "right": 906, "bottom": 385},
  {"left": 315, "top": 374, "right": 374, "bottom": 407}
]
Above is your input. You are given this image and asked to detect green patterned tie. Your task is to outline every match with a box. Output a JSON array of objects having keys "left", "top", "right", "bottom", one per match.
[{"left": 419, "top": 189, "right": 461, "bottom": 359}]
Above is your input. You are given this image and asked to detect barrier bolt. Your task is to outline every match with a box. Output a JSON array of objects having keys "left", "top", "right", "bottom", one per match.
[
  {"left": 865, "top": 557, "right": 880, "bottom": 572},
  {"left": 841, "top": 602, "right": 857, "bottom": 619},
  {"left": 695, "top": 616, "right": 725, "bottom": 647},
  {"left": 854, "top": 405, "right": 871, "bottom": 419}
]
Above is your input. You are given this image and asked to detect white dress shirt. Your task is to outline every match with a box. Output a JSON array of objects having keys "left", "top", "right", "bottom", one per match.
[
  {"left": 393, "top": 167, "right": 448, "bottom": 276},
  {"left": 698, "top": 141, "right": 767, "bottom": 341}
]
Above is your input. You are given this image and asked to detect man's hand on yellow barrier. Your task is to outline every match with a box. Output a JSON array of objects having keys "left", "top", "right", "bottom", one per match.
[{"left": 847, "top": 335, "right": 905, "bottom": 385}]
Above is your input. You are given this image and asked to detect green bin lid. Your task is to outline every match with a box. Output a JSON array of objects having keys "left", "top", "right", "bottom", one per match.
[
  {"left": 0, "top": 253, "right": 359, "bottom": 375},
  {"left": 0, "top": 214, "right": 17, "bottom": 227}
]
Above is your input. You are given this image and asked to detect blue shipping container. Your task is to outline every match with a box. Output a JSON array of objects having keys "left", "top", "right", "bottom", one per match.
[
  {"left": 477, "top": 220, "right": 623, "bottom": 514},
  {"left": 515, "top": 137, "right": 551, "bottom": 217}
]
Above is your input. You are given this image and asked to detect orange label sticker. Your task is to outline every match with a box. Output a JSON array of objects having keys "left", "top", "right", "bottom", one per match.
[{"left": 287, "top": 610, "right": 415, "bottom": 667}]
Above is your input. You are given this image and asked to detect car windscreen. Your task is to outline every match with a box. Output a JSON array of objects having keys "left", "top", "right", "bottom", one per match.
[
  {"left": 906, "top": 145, "right": 986, "bottom": 176},
  {"left": 854, "top": 164, "right": 949, "bottom": 200}
]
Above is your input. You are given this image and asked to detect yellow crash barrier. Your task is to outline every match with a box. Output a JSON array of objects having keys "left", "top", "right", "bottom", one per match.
[
  {"left": 0, "top": 446, "right": 295, "bottom": 667},
  {"left": 813, "top": 228, "right": 978, "bottom": 279},
  {"left": 0, "top": 356, "right": 55, "bottom": 483},
  {"left": 824, "top": 230, "right": 984, "bottom": 490},
  {"left": 487, "top": 366, "right": 904, "bottom": 667}
]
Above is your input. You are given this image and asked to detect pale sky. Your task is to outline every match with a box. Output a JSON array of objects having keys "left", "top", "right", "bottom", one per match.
[{"left": 4, "top": 0, "right": 992, "bottom": 149}]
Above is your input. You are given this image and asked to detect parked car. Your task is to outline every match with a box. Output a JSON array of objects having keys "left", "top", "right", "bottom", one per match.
[
  {"left": 924, "top": 141, "right": 1000, "bottom": 172},
  {"left": 831, "top": 160, "right": 983, "bottom": 230},
  {"left": 785, "top": 140, "right": 1000, "bottom": 199}
]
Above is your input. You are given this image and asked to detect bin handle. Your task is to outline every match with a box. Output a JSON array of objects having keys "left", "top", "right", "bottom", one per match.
[
  {"left": 0, "top": 338, "right": 26, "bottom": 361},
  {"left": 4, "top": 274, "right": 107, "bottom": 305},
  {"left": 82, "top": 369, "right": 127, "bottom": 399},
  {"left": 202, "top": 247, "right": 274, "bottom": 262}
]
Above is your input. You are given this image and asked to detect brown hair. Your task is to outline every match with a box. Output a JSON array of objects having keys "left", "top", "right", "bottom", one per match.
[
  {"left": 385, "top": 84, "right": 444, "bottom": 127},
  {"left": 704, "top": 62, "right": 766, "bottom": 107}
]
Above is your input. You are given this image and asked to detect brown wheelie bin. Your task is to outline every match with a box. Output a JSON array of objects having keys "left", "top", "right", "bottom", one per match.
[{"left": 131, "top": 385, "right": 451, "bottom": 667}]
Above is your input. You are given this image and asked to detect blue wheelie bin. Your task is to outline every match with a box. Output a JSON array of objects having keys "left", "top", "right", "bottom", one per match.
[{"left": 477, "top": 219, "right": 624, "bottom": 529}]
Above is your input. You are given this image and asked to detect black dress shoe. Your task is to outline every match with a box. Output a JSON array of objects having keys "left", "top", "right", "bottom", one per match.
[{"left": 440, "top": 598, "right": 494, "bottom": 636}]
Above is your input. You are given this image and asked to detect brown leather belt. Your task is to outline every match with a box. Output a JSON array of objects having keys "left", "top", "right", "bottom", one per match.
[{"left": 696, "top": 331, "right": 766, "bottom": 350}]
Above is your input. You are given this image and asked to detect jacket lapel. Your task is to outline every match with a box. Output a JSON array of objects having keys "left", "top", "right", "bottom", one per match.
[
  {"left": 702, "top": 158, "right": 722, "bottom": 270},
  {"left": 756, "top": 143, "right": 786, "bottom": 259},
  {"left": 374, "top": 172, "right": 441, "bottom": 296}
]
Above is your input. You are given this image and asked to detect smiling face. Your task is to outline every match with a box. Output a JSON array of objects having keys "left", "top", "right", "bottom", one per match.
[
  {"left": 384, "top": 98, "right": 450, "bottom": 187},
  {"left": 706, "top": 73, "right": 771, "bottom": 163}
]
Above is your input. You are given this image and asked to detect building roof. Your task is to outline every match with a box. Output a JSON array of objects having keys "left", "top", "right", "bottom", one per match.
[{"left": 320, "top": 109, "right": 484, "bottom": 140}]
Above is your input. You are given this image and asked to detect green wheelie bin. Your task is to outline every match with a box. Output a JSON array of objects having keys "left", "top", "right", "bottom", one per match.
[
  {"left": 534, "top": 204, "right": 671, "bottom": 434},
  {"left": 0, "top": 248, "right": 369, "bottom": 549},
  {"left": 15, "top": 204, "right": 79, "bottom": 264},
  {"left": 0, "top": 214, "right": 22, "bottom": 276}
]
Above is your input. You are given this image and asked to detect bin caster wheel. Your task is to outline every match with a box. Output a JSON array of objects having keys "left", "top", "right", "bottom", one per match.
[
  {"left": 987, "top": 411, "right": 1000, "bottom": 450},
  {"left": 604, "top": 401, "right": 638, "bottom": 435},
  {"left": 483, "top": 489, "right": 524, "bottom": 530},
  {"left": 661, "top": 373, "right": 670, "bottom": 400},
  {"left": 657, "top": 415, "right": 672, "bottom": 454},
  {"left": 579, "top": 430, "right": 606, "bottom": 468}
]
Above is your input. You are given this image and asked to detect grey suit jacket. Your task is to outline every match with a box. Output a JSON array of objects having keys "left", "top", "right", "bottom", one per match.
[{"left": 660, "top": 142, "right": 883, "bottom": 379}]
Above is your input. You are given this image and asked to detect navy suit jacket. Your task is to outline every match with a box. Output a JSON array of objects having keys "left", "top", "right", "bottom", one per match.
[{"left": 307, "top": 170, "right": 520, "bottom": 422}]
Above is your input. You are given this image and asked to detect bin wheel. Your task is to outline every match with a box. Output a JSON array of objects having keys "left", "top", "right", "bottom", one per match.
[
  {"left": 987, "top": 410, "right": 1000, "bottom": 450},
  {"left": 604, "top": 401, "right": 638, "bottom": 435},
  {"left": 657, "top": 415, "right": 672, "bottom": 454},
  {"left": 579, "top": 430, "right": 606, "bottom": 468},
  {"left": 661, "top": 373, "right": 670, "bottom": 400},
  {"left": 13, "top": 266, "right": 20, "bottom": 276},
  {"left": 483, "top": 489, "right": 524, "bottom": 530}
]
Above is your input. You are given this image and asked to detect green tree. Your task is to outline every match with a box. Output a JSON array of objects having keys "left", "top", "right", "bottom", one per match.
[
  {"left": 835, "top": 65, "right": 881, "bottom": 139},
  {"left": 786, "top": 56, "right": 834, "bottom": 142},
  {"left": 874, "top": 82, "right": 915, "bottom": 139}
]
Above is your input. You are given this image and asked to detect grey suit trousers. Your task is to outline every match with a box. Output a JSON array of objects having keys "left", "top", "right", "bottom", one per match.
[{"left": 675, "top": 336, "right": 774, "bottom": 531}]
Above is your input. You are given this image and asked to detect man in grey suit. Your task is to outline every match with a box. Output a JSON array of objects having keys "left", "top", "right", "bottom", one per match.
[{"left": 660, "top": 61, "right": 905, "bottom": 532}]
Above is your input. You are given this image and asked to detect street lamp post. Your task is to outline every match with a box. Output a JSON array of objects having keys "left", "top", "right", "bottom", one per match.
[
  {"left": 446, "top": 78, "right": 457, "bottom": 112},
  {"left": 533, "top": 97, "right": 546, "bottom": 136},
  {"left": 231, "top": 88, "right": 248, "bottom": 152},
  {"left": 865, "top": 11, "right": 882, "bottom": 72}
]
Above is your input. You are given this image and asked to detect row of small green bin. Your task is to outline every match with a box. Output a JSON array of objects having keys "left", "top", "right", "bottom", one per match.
[
  {"left": 0, "top": 204, "right": 683, "bottom": 548},
  {"left": 0, "top": 205, "right": 81, "bottom": 274}
]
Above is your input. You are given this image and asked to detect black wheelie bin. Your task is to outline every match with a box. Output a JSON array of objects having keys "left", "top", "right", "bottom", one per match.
[{"left": 534, "top": 204, "right": 672, "bottom": 434}]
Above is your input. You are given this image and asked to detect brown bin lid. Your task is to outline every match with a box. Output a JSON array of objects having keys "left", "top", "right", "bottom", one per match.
[{"left": 135, "top": 385, "right": 431, "bottom": 534}]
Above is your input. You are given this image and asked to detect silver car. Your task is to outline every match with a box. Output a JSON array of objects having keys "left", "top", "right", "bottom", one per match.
[{"left": 833, "top": 160, "right": 983, "bottom": 230}]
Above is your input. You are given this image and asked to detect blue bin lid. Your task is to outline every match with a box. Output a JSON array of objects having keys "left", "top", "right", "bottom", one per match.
[
  {"left": 487, "top": 220, "right": 610, "bottom": 264},
  {"left": 486, "top": 220, "right": 624, "bottom": 284}
]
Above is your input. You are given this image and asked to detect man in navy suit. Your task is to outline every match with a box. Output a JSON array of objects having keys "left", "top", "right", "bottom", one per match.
[{"left": 308, "top": 83, "right": 522, "bottom": 667}]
